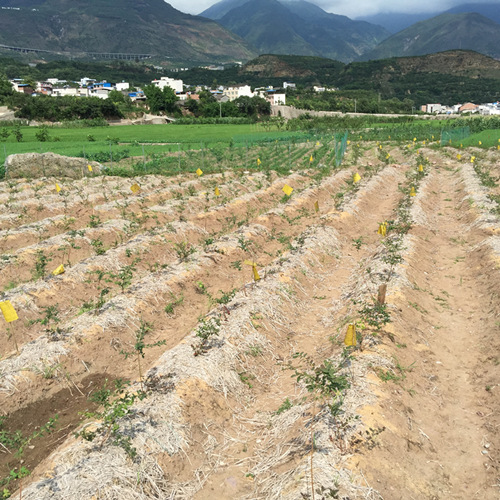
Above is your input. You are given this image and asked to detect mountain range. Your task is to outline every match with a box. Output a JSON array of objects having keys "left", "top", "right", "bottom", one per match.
[
  {"left": 0, "top": 0, "right": 255, "bottom": 63},
  {"left": 359, "top": 12, "right": 500, "bottom": 61},
  {"left": 359, "top": 2, "right": 500, "bottom": 33},
  {"left": 0, "top": 0, "right": 499, "bottom": 67},
  {"left": 202, "top": 0, "right": 500, "bottom": 62},
  {"left": 201, "top": 0, "right": 390, "bottom": 62}
]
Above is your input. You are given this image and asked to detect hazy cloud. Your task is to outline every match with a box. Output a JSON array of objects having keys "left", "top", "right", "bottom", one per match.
[{"left": 167, "top": 0, "right": 499, "bottom": 18}]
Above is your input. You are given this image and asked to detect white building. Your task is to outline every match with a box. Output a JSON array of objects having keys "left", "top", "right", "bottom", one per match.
[
  {"left": 116, "top": 82, "right": 130, "bottom": 91},
  {"left": 222, "top": 84, "right": 253, "bottom": 101},
  {"left": 267, "top": 93, "right": 286, "bottom": 105},
  {"left": 46, "top": 78, "right": 67, "bottom": 85},
  {"left": 478, "top": 104, "right": 500, "bottom": 115},
  {"left": 51, "top": 87, "right": 80, "bottom": 97},
  {"left": 78, "top": 77, "right": 96, "bottom": 87},
  {"left": 151, "top": 77, "right": 183, "bottom": 94},
  {"left": 283, "top": 82, "right": 296, "bottom": 89},
  {"left": 89, "top": 88, "right": 114, "bottom": 99},
  {"left": 421, "top": 103, "right": 446, "bottom": 114}
]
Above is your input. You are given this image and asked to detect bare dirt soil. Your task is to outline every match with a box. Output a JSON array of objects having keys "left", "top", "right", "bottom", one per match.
[{"left": 0, "top": 141, "right": 498, "bottom": 499}]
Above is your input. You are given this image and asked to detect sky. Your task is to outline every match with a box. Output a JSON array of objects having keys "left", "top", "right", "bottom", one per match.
[{"left": 166, "top": 0, "right": 499, "bottom": 18}]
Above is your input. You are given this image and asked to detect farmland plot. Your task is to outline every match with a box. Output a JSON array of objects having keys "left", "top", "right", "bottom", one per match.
[{"left": 0, "top": 140, "right": 498, "bottom": 499}]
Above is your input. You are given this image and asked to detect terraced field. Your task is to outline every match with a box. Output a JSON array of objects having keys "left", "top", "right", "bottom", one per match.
[{"left": 0, "top": 139, "right": 498, "bottom": 499}]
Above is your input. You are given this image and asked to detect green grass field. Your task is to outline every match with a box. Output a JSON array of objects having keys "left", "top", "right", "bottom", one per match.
[
  {"left": 0, "top": 123, "right": 319, "bottom": 164},
  {"left": 451, "top": 129, "right": 500, "bottom": 148},
  {"left": 1, "top": 122, "right": 499, "bottom": 171}
]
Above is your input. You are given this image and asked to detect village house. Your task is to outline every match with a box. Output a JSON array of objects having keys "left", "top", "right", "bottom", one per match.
[
  {"left": 478, "top": 103, "right": 500, "bottom": 115},
  {"left": 222, "top": 84, "right": 253, "bottom": 101},
  {"left": 151, "top": 76, "right": 183, "bottom": 94},
  {"left": 458, "top": 102, "right": 479, "bottom": 114},
  {"left": 420, "top": 103, "right": 447, "bottom": 113}
]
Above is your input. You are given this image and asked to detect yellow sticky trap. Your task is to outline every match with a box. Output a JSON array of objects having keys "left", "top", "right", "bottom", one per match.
[
  {"left": 410, "top": 186, "right": 416, "bottom": 197},
  {"left": 470, "top": 156, "right": 475, "bottom": 163},
  {"left": 379, "top": 144, "right": 382, "bottom": 150},
  {"left": 130, "top": 184, "right": 141, "bottom": 194},
  {"left": 55, "top": 183, "right": 61, "bottom": 193},
  {"left": 309, "top": 155, "right": 313, "bottom": 163},
  {"left": 479, "top": 141, "right": 482, "bottom": 146},
  {"left": 282, "top": 184, "right": 293, "bottom": 196},
  {"left": 418, "top": 164, "right": 424, "bottom": 172},
  {"left": 257, "top": 158, "right": 261, "bottom": 166},
  {"left": 214, "top": 187, "right": 220, "bottom": 197},
  {"left": 87, "top": 164, "right": 93, "bottom": 172},
  {"left": 457, "top": 154, "right": 462, "bottom": 160},
  {"left": 52, "top": 264, "right": 65, "bottom": 276},
  {"left": 316, "top": 141, "right": 320, "bottom": 146},
  {"left": 314, "top": 200, "right": 319, "bottom": 213},
  {"left": 344, "top": 324, "right": 356, "bottom": 346},
  {"left": 252, "top": 264, "right": 261, "bottom": 282},
  {"left": 353, "top": 172, "right": 361, "bottom": 183},
  {"left": 377, "top": 222, "right": 387, "bottom": 236},
  {"left": 243, "top": 259, "right": 255, "bottom": 266},
  {"left": 0, "top": 300, "right": 18, "bottom": 323},
  {"left": 347, "top": 140, "right": 350, "bottom": 145},
  {"left": 413, "top": 137, "right": 417, "bottom": 142},
  {"left": 385, "top": 154, "right": 390, "bottom": 160},
  {"left": 196, "top": 168, "right": 203, "bottom": 176}
]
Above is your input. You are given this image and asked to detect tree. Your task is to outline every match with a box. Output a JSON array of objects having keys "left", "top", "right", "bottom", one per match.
[
  {"left": 108, "top": 90, "right": 125, "bottom": 104},
  {"left": 0, "top": 75, "right": 13, "bottom": 104},
  {"left": 35, "top": 125, "right": 50, "bottom": 142},
  {"left": 143, "top": 84, "right": 178, "bottom": 115},
  {"left": 13, "top": 124, "right": 23, "bottom": 142}
]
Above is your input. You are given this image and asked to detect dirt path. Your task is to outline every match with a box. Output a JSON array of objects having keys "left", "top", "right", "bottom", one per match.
[{"left": 356, "top": 161, "right": 500, "bottom": 499}]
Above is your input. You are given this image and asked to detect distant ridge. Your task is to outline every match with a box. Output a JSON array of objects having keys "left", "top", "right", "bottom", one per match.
[
  {"left": 356, "top": 2, "right": 500, "bottom": 33},
  {"left": 359, "top": 13, "right": 500, "bottom": 61},
  {"left": 201, "top": 0, "right": 390, "bottom": 62},
  {"left": 0, "top": 0, "right": 256, "bottom": 63}
]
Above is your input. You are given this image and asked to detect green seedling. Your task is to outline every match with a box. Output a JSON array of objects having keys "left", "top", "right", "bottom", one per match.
[{"left": 120, "top": 320, "right": 166, "bottom": 390}]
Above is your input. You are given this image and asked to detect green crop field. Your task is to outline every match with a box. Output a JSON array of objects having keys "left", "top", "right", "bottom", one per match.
[
  {"left": 451, "top": 129, "right": 500, "bottom": 149},
  {"left": 0, "top": 123, "right": 323, "bottom": 165}
]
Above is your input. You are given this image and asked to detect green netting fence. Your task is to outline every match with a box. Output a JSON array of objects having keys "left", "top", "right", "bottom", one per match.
[
  {"left": 334, "top": 131, "right": 349, "bottom": 167},
  {"left": 440, "top": 127, "right": 471, "bottom": 146}
]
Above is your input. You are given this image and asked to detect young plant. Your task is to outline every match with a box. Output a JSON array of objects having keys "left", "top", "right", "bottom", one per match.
[
  {"left": 352, "top": 236, "right": 364, "bottom": 250},
  {"left": 164, "top": 292, "right": 184, "bottom": 315},
  {"left": 88, "top": 214, "right": 102, "bottom": 228},
  {"left": 108, "top": 259, "right": 140, "bottom": 293},
  {"left": 0, "top": 414, "right": 58, "bottom": 494},
  {"left": 75, "top": 378, "right": 146, "bottom": 459},
  {"left": 173, "top": 241, "right": 195, "bottom": 262},
  {"left": 120, "top": 320, "right": 166, "bottom": 389},
  {"left": 358, "top": 299, "right": 391, "bottom": 331},
  {"left": 191, "top": 316, "right": 221, "bottom": 356},
  {"left": 90, "top": 238, "right": 106, "bottom": 256},
  {"left": 287, "top": 351, "right": 351, "bottom": 500},
  {"left": 32, "top": 250, "right": 51, "bottom": 280}
]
